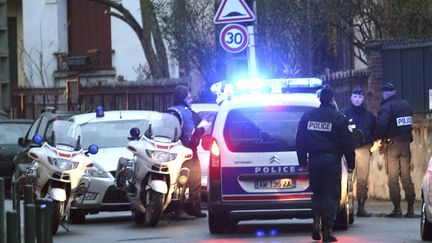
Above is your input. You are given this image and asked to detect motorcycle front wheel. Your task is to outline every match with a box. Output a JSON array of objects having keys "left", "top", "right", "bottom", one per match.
[
  {"left": 52, "top": 200, "right": 65, "bottom": 234},
  {"left": 144, "top": 190, "right": 164, "bottom": 227}
]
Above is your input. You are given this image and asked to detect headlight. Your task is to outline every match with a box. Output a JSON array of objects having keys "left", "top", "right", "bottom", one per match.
[
  {"left": 146, "top": 150, "right": 177, "bottom": 162},
  {"left": 84, "top": 164, "right": 109, "bottom": 178},
  {"left": 48, "top": 157, "right": 79, "bottom": 170}
]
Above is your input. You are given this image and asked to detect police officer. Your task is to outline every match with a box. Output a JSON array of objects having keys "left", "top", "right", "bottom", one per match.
[
  {"left": 375, "top": 82, "right": 416, "bottom": 218},
  {"left": 167, "top": 85, "right": 209, "bottom": 220},
  {"left": 296, "top": 88, "right": 355, "bottom": 242},
  {"left": 341, "top": 86, "right": 376, "bottom": 217}
]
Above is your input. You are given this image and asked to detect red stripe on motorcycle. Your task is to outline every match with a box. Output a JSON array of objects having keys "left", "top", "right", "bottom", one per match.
[{"left": 155, "top": 144, "right": 170, "bottom": 149}]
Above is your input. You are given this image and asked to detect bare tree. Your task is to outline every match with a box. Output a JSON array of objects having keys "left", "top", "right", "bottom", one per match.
[
  {"left": 157, "top": 0, "right": 220, "bottom": 87},
  {"left": 257, "top": 0, "right": 330, "bottom": 77},
  {"left": 86, "top": 0, "right": 170, "bottom": 79},
  {"left": 322, "top": 0, "right": 432, "bottom": 66}
]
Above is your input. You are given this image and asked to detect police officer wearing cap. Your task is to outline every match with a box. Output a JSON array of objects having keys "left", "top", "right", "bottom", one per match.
[
  {"left": 296, "top": 88, "right": 355, "bottom": 242},
  {"left": 341, "top": 86, "right": 376, "bottom": 217},
  {"left": 375, "top": 82, "right": 416, "bottom": 218}
]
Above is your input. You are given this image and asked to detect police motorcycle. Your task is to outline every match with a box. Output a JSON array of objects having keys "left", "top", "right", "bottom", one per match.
[
  {"left": 23, "top": 120, "right": 98, "bottom": 234},
  {"left": 115, "top": 113, "right": 193, "bottom": 227}
]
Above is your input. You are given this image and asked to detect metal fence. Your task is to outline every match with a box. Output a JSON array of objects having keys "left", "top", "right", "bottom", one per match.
[
  {"left": 10, "top": 79, "right": 189, "bottom": 119},
  {"left": 381, "top": 39, "right": 432, "bottom": 114}
]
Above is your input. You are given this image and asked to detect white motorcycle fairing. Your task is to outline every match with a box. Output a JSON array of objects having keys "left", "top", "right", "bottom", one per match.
[
  {"left": 147, "top": 180, "right": 168, "bottom": 194},
  {"left": 50, "top": 187, "right": 67, "bottom": 202},
  {"left": 24, "top": 120, "right": 98, "bottom": 235}
]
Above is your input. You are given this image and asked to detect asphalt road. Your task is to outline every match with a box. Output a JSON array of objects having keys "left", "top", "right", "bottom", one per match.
[{"left": 3, "top": 199, "right": 425, "bottom": 243}]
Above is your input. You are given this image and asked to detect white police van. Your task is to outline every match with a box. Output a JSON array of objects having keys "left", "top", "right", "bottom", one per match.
[{"left": 203, "top": 78, "right": 354, "bottom": 233}]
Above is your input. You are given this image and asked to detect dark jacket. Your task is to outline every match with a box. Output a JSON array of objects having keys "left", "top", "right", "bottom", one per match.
[
  {"left": 167, "top": 101, "right": 205, "bottom": 153},
  {"left": 296, "top": 104, "right": 356, "bottom": 170},
  {"left": 340, "top": 105, "right": 376, "bottom": 148},
  {"left": 375, "top": 95, "right": 413, "bottom": 142}
]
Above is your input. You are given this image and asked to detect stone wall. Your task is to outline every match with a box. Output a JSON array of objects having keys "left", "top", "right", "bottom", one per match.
[{"left": 368, "top": 123, "right": 432, "bottom": 201}]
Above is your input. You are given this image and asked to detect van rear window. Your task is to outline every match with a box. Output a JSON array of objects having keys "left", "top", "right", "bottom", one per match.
[{"left": 223, "top": 106, "right": 313, "bottom": 152}]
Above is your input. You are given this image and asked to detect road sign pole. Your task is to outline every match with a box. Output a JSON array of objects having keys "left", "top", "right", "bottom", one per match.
[
  {"left": 247, "top": 0, "right": 257, "bottom": 78},
  {"left": 247, "top": 25, "right": 257, "bottom": 78}
]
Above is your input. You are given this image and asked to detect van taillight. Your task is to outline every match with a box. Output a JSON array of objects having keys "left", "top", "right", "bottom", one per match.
[{"left": 209, "top": 139, "right": 221, "bottom": 180}]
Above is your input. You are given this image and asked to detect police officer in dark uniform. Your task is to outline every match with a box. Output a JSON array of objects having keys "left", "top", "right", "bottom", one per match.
[
  {"left": 167, "top": 85, "right": 209, "bottom": 220},
  {"left": 375, "top": 82, "right": 416, "bottom": 218},
  {"left": 341, "top": 86, "right": 376, "bottom": 217},
  {"left": 296, "top": 88, "right": 355, "bottom": 242}
]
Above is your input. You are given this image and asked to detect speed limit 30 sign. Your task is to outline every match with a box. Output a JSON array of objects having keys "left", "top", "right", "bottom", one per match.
[{"left": 219, "top": 24, "right": 249, "bottom": 53}]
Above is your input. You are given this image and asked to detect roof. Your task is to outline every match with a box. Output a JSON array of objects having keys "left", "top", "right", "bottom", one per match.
[{"left": 69, "top": 110, "right": 164, "bottom": 125}]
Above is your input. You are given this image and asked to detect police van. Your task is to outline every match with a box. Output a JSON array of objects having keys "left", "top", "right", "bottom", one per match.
[{"left": 203, "top": 78, "right": 354, "bottom": 233}]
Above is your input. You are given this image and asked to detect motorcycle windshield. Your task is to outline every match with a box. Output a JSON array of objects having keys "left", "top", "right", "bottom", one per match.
[
  {"left": 145, "top": 113, "right": 181, "bottom": 142},
  {"left": 46, "top": 120, "right": 82, "bottom": 151}
]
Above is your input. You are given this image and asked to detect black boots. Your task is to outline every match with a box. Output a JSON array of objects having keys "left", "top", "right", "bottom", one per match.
[
  {"left": 357, "top": 198, "right": 371, "bottom": 217},
  {"left": 173, "top": 197, "right": 195, "bottom": 220},
  {"left": 192, "top": 211, "right": 207, "bottom": 218},
  {"left": 190, "top": 201, "right": 207, "bottom": 218},
  {"left": 312, "top": 216, "right": 336, "bottom": 242},
  {"left": 172, "top": 211, "right": 195, "bottom": 220},
  {"left": 322, "top": 227, "right": 337, "bottom": 242},
  {"left": 386, "top": 201, "right": 402, "bottom": 218},
  {"left": 311, "top": 214, "right": 321, "bottom": 240},
  {"left": 405, "top": 201, "right": 416, "bottom": 218}
]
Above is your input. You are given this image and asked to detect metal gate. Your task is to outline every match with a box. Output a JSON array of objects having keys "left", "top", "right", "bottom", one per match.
[{"left": 381, "top": 39, "right": 432, "bottom": 114}]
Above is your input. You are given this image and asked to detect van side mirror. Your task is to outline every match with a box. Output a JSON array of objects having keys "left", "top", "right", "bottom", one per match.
[{"left": 201, "top": 134, "right": 212, "bottom": 151}]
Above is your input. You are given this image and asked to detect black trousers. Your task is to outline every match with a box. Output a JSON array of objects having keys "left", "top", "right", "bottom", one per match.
[{"left": 308, "top": 153, "right": 342, "bottom": 228}]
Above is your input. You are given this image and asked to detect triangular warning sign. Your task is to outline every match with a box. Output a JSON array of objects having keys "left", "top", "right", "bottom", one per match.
[{"left": 213, "top": 0, "right": 255, "bottom": 24}]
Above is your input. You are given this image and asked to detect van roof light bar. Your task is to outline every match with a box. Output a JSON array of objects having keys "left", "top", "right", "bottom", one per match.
[{"left": 210, "top": 78, "right": 323, "bottom": 104}]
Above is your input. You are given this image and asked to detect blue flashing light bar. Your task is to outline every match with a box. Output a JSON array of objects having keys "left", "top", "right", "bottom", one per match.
[
  {"left": 282, "top": 78, "right": 323, "bottom": 88},
  {"left": 210, "top": 78, "right": 323, "bottom": 104}
]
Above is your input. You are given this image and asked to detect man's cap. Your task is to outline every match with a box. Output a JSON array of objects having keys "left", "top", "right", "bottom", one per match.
[
  {"left": 173, "top": 85, "right": 189, "bottom": 102},
  {"left": 319, "top": 88, "right": 334, "bottom": 104},
  {"left": 352, "top": 86, "right": 364, "bottom": 95},
  {"left": 382, "top": 82, "right": 395, "bottom": 92}
]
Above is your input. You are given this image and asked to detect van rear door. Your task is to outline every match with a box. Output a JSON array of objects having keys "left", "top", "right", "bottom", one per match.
[{"left": 219, "top": 106, "right": 314, "bottom": 201}]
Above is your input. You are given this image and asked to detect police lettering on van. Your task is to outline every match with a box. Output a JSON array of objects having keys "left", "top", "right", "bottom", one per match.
[{"left": 254, "top": 166, "right": 298, "bottom": 174}]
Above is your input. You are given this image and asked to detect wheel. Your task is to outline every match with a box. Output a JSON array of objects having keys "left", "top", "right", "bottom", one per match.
[
  {"left": 51, "top": 200, "right": 66, "bottom": 235},
  {"left": 144, "top": 190, "right": 164, "bottom": 227},
  {"left": 132, "top": 208, "right": 145, "bottom": 224},
  {"left": 208, "top": 210, "right": 226, "bottom": 234},
  {"left": 69, "top": 210, "right": 86, "bottom": 224},
  {"left": 421, "top": 200, "right": 432, "bottom": 240},
  {"left": 334, "top": 203, "right": 349, "bottom": 230}
]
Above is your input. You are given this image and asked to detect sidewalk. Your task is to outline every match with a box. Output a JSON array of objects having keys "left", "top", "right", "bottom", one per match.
[{"left": 364, "top": 198, "right": 421, "bottom": 217}]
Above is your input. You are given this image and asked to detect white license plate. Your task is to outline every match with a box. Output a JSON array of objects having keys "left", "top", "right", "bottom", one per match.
[{"left": 254, "top": 178, "right": 296, "bottom": 189}]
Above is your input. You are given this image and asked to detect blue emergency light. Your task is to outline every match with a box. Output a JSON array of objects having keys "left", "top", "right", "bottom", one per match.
[
  {"left": 210, "top": 78, "right": 323, "bottom": 104},
  {"left": 96, "top": 105, "right": 104, "bottom": 118}
]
